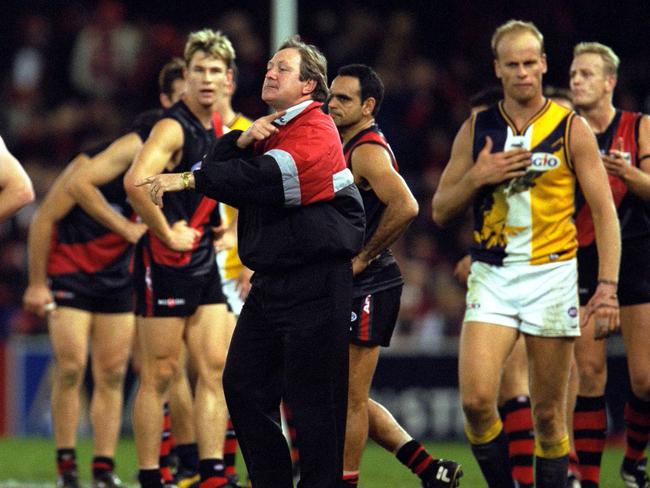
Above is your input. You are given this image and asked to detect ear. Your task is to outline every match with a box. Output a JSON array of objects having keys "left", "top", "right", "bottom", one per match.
[
  {"left": 182, "top": 67, "right": 188, "bottom": 80},
  {"left": 160, "top": 93, "right": 171, "bottom": 109},
  {"left": 605, "top": 74, "right": 617, "bottom": 93},
  {"left": 303, "top": 79, "right": 317, "bottom": 95},
  {"left": 540, "top": 53, "right": 548, "bottom": 75},
  {"left": 362, "top": 97, "right": 376, "bottom": 116},
  {"left": 494, "top": 58, "right": 502, "bottom": 80}
]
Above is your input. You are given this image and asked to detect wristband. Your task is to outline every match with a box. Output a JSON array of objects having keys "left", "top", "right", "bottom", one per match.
[
  {"left": 597, "top": 279, "right": 618, "bottom": 287},
  {"left": 181, "top": 171, "right": 192, "bottom": 190}
]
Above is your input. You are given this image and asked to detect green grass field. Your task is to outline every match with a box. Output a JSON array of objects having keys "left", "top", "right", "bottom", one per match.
[{"left": 0, "top": 437, "right": 631, "bottom": 487}]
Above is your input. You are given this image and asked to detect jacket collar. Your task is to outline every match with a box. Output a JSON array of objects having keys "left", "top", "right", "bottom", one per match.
[{"left": 273, "top": 100, "right": 318, "bottom": 126}]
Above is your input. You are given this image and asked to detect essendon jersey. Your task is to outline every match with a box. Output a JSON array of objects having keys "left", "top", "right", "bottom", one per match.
[
  {"left": 48, "top": 143, "right": 134, "bottom": 296},
  {"left": 575, "top": 110, "right": 648, "bottom": 246},
  {"left": 137, "top": 100, "right": 219, "bottom": 276},
  {"left": 344, "top": 125, "right": 403, "bottom": 297}
]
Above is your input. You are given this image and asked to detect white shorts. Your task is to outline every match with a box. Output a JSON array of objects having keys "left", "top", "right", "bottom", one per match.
[
  {"left": 464, "top": 259, "right": 580, "bottom": 337},
  {"left": 221, "top": 278, "right": 244, "bottom": 316}
]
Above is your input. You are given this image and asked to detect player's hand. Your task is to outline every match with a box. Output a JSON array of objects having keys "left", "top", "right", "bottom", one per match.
[
  {"left": 236, "top": 267, "right": 253, "bottom": 300},
  {"left": 352, "top": 255, "right": 371, "bottom": 276},
  {"left": 581, "top": 281, "right": 620, "bottom": 339},
  {"left": 137, "top": 173, "right": 188, "bottom": 207},
  {"left": 123, "top": 221, "right": 147, "bottom": 244},
  {"left": 454, "top": 255, "right": 471, "bottom": 285},
  {"left": 236, "top": 110, "right": 287, "bottom": 148},
  {"left": 23, "top": 284, "right": 56, "bottom": 318},
  {"left": 469, "top": 136, "right": 531, "bottom": 187},
  {"left": 214, "top": 225, "right": 236, "bottom": 252},
  {"left": 164, "top": 220, "right": 200, "bottom": 252},
  {"left": 602, "top": 137, "right": 632, "bottom": 180}
]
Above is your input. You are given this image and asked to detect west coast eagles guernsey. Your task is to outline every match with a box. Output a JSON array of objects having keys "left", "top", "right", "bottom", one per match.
[{"left": 470, "top": 99, "right": 577, "bottom": 266}]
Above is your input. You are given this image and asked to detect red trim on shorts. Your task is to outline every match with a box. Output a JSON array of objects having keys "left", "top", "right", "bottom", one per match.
[
  {"left": 359, "top": 295, "right": 371, "bottom": 341},
  {"left": 143, "top": 247, "right": 153, "bottom": 316}
]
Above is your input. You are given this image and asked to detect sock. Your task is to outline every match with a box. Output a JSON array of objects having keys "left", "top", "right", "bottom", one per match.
[
  {"left": 395, "top": 439, "right": 438, "bottom": 481},
  {"left": 534, "top": 435, "right": 570, "bottom": 488},
  {"left": 569, "top": 449, "right": 580, "bottom": 475},
  {"left": 623, "top": 392, "right": 650, "bottom": 471},
  {"left": 176, "top": 443, "right": 199, "bottom": 473},
  {"left": 574, "top": 395, "right": 607, "bottom": 487},
  {"left": 223, "top": 418, "right": 238, "bottom": 478},
  {"left": 466, "top": 421, "right": 515, "bottom": 488},
  {"left": 198, "top": 458, "right": 227, "bottom": 487},
  {"left": 92, "top": 456, "right": 114, "bottom": 477},
  {"left": 282, "top": 403, "right": 300, "bottom": 474},
  {"left": 159, "top": 402, "right": 173, "bottom": 482},
  {"left": 139, "top": 468, "right": 163, "bottom": 488},
  {"left": 342, "top": 471, "right": 359, "bottom": 486},
  {"left": 500, "top": 396, "right": 534, "bottom": 487},
  {"left": 56, "top": 448, "right": 77, "bottom": 475}
]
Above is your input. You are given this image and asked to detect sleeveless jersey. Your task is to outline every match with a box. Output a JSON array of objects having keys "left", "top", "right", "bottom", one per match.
[
  {"left": 344, "top": 124, "right": 403, "bottom": 296},
  {"left": 217, "top": 113, "right": 253, "bottom": 280},
  {"left": 48, "top": 142, "right": 134, "bottom": 296},
  {"left": 137, "top": 100, "right": 218, "bottom": 276},
  {"left": 575, "top": 110, "right": 648, "bottom": 246},
  {"left": 470, "top": 99, "right": 577, "bottom": 266}
]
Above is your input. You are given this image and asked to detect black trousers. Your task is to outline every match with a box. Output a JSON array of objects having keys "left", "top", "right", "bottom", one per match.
[{"left": 223, "top": 259, "right": 351, "bottom": 488}]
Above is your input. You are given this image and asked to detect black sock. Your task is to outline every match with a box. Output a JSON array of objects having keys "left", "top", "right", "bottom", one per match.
[
  {"left": 176, "top": 443, "right": 199, "bottom": 472},
  {"left": 56, "top": 448, "right": 77, "bottom": 475},
  {"left": 138, "top": 468, "right": 163, "bottom": 488},
  {"left": 92, "top": 456, "right": 114, "bottom": 477},
  {"left": 199, "top": 458, "right": 225, "bottom": 482},
  {"left": 535, "top": 454, "right": 569, "bottom": 488},
  {"left": 470, "top": 430, "right": 515, "bottom": 488}
]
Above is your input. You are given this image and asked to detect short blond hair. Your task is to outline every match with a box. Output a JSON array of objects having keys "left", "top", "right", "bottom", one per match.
[
  {"left": 184, "top": 29, "right": 236, "bottom": 69},
  {"left": 573, "top": 42, "right": 620, "bottom": 76},
  {"left": 491, "top": 20, "right": 544, "bottom": 58}
]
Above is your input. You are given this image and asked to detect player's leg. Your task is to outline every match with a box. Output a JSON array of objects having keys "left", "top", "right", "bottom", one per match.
[
  {"left": 498, "top": 336, "right": 534, "bottom": 488},
  {"left": 133, "top": 316, "right": 185, "bottom": 486},
  {"left": 620, "top": 303, "right": 650, "bottom": 488},
  {"left": 89, "top": 311, "right": 134, "bottom": 486},
  {"left": 460, "top": 321, "right": 518, "bottom": 488},
  {"left": 185, "top": 302, "right": 230, "bottom": 486},
  {"left": 526, "top": 335, "right": 574, "bottom": 488},
  {"left": 573, "top": 311, "right": 608, "bottom": 488},
  {"left": 49, "top": 306, "right": 92, "bottom": 486}
]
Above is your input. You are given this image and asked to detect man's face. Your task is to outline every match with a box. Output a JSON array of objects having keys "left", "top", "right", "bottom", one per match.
[
  {"left": 262, "top": 48, "right": 314, "bottom": 110},
  {"left": 327, "top": 76, "right": 365, "bottom": 130},
  {"left": 185, "top": 51, "right": 232, "bottom": 108},
  {"left": 570, "top": 53, "right": 615, "bottom": 110},
  {"left": 494, "top": 32, "right": 547, "bottom": 104}
]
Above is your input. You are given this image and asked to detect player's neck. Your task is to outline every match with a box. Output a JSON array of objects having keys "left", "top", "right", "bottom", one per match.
[
  {"left": 213, "top": 98, "right": 237, "bottom": 127},
  {"left": 340, "top": 118, "right": 374, "bottom": 145},
  {"left": 579, "top": 101, "right": 616, "bottom": 134},
  {"left": 183, "top": 94, "right": 214, "bottom": 129},
  {"left": 501, "top": 94, "right": 546, "bottom": 131}
]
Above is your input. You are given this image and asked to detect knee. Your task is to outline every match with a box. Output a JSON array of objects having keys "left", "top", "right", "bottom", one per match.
[
  {"left": 201, "top": 352, "right": 227, "bottom": 380},
  {"left": 578, "top": 359, "right": 607, "bottom": 393},
  {"left": 533, "top": 401, "right": 564, "bottom": 438},
  {"left": 56, "top": 361, "right": 85, "bottom": 389},
  {"left": 629, "top": 376, "right": 650, "bottom": 402},
  {"left": 144, "top": 358, "right": 179, "bottom": 395},
  {"left": 95, "top": 363, "right": 127, "bottom": 391},
  {"left": 347, "top": 391, "right": 369, "bottom": 415},
  {"left": 462, "top": 391, "right": 495, "bottom": 423}
]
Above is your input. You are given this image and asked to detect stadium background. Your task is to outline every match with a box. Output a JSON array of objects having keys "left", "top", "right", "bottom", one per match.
[{"left": 0, "top": 0, "right": 648, "bottom": 484}]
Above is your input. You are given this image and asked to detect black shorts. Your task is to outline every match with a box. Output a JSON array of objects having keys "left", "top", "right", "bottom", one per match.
[
  {"left": 578, "top": 236, "right": 650, "bottom": 306},
  {"left": 50, "top": 282, "right": 134, "bottom": 314},
  {"left": 134, "top": 252, "right": 226, "bottom": 317},
  {"left": 349, "top": 285, "right": 402, "bottom": 347}
]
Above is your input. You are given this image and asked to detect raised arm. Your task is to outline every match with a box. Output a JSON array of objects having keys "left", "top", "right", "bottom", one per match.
[
  {"left": 23, "top": 155, "right": 88, "bottom": 317},
  {"left": 67, "top": 132, "right": 147, "bottom": 243},
  {"left": 124, "top": 118, "right": 198, "bottom": 251},
  {"left": 571, "top": 115, "right": 621, "bottom": 336},
  {"left": 349, "top": 143, "right": 418, "bottom": 275},
  {"left": 0, "top": 136, "right": 34, "bottom": 222}
]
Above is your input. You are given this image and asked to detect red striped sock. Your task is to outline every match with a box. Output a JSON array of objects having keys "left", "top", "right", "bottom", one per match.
[
  {"left": 223, "top": 418, "right": 238, "bottom": 478},
  {"left": 159, "top": 402, "right": 173, "bottom": 482},
  {"left": 623, "top": 393, "right": 650, "bottom": 468},
  {"left": 501, "top": 396, "right": 534, "bottom": 487},
  {"left": 574, "top": 395, "right": 607, "bottom": 487},
  {"left": 92, "top": 456, "right": 114, "bottom": 477},
  {"left": 56, "top": 448, "right": 77, "bottom": 475},
  {"left": 282, "top": 403, "right": 300, "bottom": 470},
  {"left": 342, "top": 471, "right": 359, "bottom": 486},
  {"left": 396, "top": 439, "right": 437, "bottom": 480}
]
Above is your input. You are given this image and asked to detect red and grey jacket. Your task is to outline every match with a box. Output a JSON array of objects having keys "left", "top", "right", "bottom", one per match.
[{"left": 194, "top": 100, "right": 365, "bottom": 272}]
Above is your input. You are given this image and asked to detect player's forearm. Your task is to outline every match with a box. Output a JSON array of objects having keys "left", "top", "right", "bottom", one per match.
[
  {"left": 73, "top": 183, "right": 134, "bottom": 238},
  {"left": 125, "top": 185, "right": 171, "bottom": 241},
  {"left": 27, "top": 213, "right": 53, "bottom": 286},
  {"left": 622, "top": 166, "right": 650, "bottom": 201},
  {"left": 358, "top": 200, "right": 418, "bottom": 262},
  {"left": 591, "top": 202, "right": 621, "bottom": 282},
  {"left": 432, "top": 177, "right": 477, "bottom": 227}
]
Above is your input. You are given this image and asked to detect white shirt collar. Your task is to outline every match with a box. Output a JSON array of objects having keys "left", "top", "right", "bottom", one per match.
[{"left": 273, "top": 100, "right": 314, "bottom": 126}]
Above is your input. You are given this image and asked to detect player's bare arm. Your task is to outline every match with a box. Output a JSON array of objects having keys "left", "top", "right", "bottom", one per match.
[
  {"left": 125, "top": 118, "right": 199, "bottom": 251},
  {"left": 67, "top": 133, "right": 147, "bottom": 244},
  {"left": 571, "top": 115, "right": 621, "bottom": 336},
  {"left": 603, "top": 116, "right": 650, "bottom": 200},
  {"left": 0, "top": 136, "right": 34, "bottom": 222},
  {"left": 432, "top": 118, "right": 531, "bottom": 226},
  {"left": 350, "top": 143, "right": 418, "bottom": 275},
  {"left": 23, "top": 155, "right": 89, "bottom": 317}
]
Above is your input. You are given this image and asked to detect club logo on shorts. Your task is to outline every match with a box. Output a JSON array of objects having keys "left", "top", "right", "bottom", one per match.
[
  {"left": 157, "top": 298, "right": 186, "bottom": 307},
  {"left": 351, "top": 311, "right": 357, "bottom": 322},
  {"left": 567, "top": 306, "right": 578, "bottom": 318}
]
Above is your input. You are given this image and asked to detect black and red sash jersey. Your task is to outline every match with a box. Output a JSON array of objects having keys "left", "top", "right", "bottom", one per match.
[
  {"left": 575, "top": 110, "right": 648, "bottom": 246},
  {"left": 137, "top": 100, "right": 219, "bottom": 276},
  {"left": 344, "top": 124, "right": 403, "bottom": 297},
  {"left": 48, "top": 142, "right": 135, "bottom": 296}
]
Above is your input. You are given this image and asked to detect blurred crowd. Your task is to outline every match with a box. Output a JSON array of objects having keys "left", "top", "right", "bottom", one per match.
[{"left": 1, "top": 0, "right": 649, "bottom": 352}]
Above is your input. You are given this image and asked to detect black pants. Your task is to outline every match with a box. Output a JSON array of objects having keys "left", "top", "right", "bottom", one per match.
[{"left": 223, "top": 259, "right": 351, "bottom": 488}]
